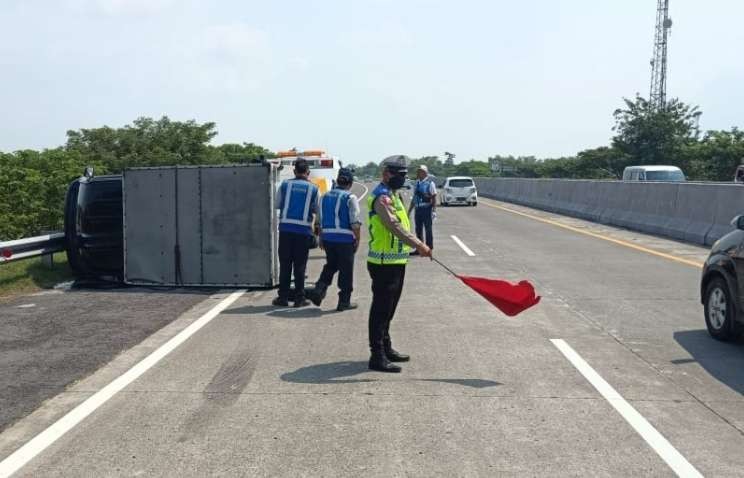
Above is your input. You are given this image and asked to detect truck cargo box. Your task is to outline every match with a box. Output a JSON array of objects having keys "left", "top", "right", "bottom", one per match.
[{"left": 123, "top": 164, "right": 278, "bottom": 287}]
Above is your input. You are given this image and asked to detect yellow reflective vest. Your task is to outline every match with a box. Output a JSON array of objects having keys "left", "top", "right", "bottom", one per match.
[{"left": 367, "top": 183, "right": 411, "bottom": 265}]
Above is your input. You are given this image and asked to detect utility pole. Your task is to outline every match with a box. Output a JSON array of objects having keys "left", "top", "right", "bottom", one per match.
[{"left": 649, "top": 0, "right": 672, "bottom": 110}]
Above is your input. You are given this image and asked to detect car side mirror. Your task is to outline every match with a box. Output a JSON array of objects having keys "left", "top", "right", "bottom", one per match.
[{"left": 731, "top": 215, "right": 744, "bottom": 230}]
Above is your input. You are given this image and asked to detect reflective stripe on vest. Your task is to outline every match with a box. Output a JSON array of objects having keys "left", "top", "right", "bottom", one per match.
[
  {"left": 320, "top": 189, "right": 354, "bottom": 237},
  {"left": 367, "top": 183, "right": 411, "bottom": 265},
  {"left": 280, "top": 179, "right": 315, "bottom": 227}
]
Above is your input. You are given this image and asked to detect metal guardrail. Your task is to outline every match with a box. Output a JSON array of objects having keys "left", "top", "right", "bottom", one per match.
[{"left": 0, "top": 232, "right": 65, "bottom": 264}]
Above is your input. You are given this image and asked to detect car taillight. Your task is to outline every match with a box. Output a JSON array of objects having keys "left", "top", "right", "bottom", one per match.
[
  {"left": 320, "top": 159, "right": 333, "bottom": 167},
  {"left": 1, "top": 249, "right": 12, "bottom": 259}
]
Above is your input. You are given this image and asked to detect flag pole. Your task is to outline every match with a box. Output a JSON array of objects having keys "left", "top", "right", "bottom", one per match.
[{"left": 431, "top": 257, "right": 458, "bottom": 278}]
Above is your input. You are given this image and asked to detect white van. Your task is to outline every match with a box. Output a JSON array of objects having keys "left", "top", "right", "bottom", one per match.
[
  {"left": 622, "top": 165, "right": 686, "bottom": 182},
  {"left": 734, "top": 165, "right": 744, "bottom": 184},
  {"left": 441, "top": 176, "right": 478, "bottom": 206}
]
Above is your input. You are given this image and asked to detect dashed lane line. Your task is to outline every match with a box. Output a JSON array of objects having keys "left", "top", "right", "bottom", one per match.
[
  {"left": 551, "top": 339, "right": 703, "bottom": 478},
  {"left": 450, "top": 235, "right": 476, "bottom": 256}
]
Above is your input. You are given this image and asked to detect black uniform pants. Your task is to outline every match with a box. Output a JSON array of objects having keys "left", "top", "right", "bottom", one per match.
[
  {"left": 318, "top": 241, "right": 355, "bottom": 303},
  {"left": 415, "top": 206, "right": 434, "bottom": 249},
  {"left": 278, "top": 231, "right": 311, "bottom": 301},
  {"left": 367, "top": 263, "right": 406, "bottom": 351}
]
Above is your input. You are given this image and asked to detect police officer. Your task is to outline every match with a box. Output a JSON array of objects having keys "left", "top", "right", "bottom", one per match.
[
  {"left": 273, "top": 158, "right": 320, "bottom": 308},
  {"left": 367, "top": 155, "right": 432, "bottom": 373},
  {"left": 307, "top": 168, "right": 362, "bottom": 311},
  {"left": 407, "top": 164, "right": 436, "bottom": 254}
]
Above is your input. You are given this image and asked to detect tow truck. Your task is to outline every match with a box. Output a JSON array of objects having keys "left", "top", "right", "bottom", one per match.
[{"left": 272, "top": 149, "right": 342, "bottom": 195}]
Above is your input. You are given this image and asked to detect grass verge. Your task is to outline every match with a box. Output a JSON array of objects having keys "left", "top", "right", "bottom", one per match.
[{"left": 0, "top": 254, "right": 73, "bottom": 302}]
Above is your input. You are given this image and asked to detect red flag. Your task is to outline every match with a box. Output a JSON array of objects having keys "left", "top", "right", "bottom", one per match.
[{"left": 457, "top": 275, "right": 540, "bottom": 317}]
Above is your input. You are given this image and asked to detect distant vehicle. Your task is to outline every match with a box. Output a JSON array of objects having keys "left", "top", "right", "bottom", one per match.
[
  {"left": 734, "top": 165, "right": 744, "bottom": 184},
  {"left": 622, "top": 165, "right": 686, "bottom": 182},
  {"left": 441, "top": 176, "right": 478, "bottom": 207},
  {"left": 701, "top": 215, "right": 744, "bottom": 340},
  {"left": 271, "top": 149, "right": 341, "bottom": 195}
]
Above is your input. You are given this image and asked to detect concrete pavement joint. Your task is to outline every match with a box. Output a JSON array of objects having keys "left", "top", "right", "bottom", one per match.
[{"left": 54, "top": 389, "right": 612, "bottom": 400}]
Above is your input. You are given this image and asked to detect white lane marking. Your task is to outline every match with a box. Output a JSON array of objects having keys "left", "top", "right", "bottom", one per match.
[
  {"left": 450, "top": 235, "right": 475, "bottom": 257},
  {"left": 0, "top": 290, "right": 246, "bottom": 478},
  {"left": 354, "top": 182, "right": 370, "bottom": 201},
  {"left": 550, "top": 339, "right": 703, "bottom": 478}
]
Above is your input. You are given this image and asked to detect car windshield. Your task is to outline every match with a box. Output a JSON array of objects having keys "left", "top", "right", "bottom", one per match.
[
  {"left": 448, "top": 179, "right": 473, "bottom": 188},
  {"left": 645, "top": 170, "right": 685, "bottom": 181}
]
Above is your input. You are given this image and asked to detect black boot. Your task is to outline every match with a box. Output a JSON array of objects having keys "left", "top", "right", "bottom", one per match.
[
  {"left": 384, "top": 339, "right": 410, "bottom": 362},
  {"left": 369, "top": 349, "right": 401, "bottom": 373},
  {"left": 336, "top": 301, "right": 358, "bottom": 312},
  {"left": 272, "top": 297, "right": 289, "bottom": 307},
  {"left": 307, "top": 282, "right": 328, "bottom": 307}
]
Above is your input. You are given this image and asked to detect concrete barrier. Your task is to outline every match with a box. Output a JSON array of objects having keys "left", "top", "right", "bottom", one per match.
[
  {"left": 475, "top": 177, "right": 744, "bottom": 247},
  {"left": 707, "top": 185, "right": 744, "bottom": 244}
]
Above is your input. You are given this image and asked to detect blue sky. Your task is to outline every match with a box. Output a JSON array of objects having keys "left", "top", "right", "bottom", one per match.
[{"left": 1, "top": 0, "right": 742, "bottom": 165}]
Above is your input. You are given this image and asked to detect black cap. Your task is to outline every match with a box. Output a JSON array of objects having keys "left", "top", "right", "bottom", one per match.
[
  {"left": 380, "top": 155, "right": 410, "bottom": 172},
  {"left": 294, "top": 158, "right": 309, "bottom": 174},
  {"left": 337, "top": 167, "right": 354, "bottom": 183}
]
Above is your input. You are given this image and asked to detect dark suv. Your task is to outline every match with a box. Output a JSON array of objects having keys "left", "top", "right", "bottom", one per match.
[
  {"left": 64, "top": 174, "right": 124, "bottom": 280},
  {"left": 701, "top": 215, "right": 744, "bottom": 340}
]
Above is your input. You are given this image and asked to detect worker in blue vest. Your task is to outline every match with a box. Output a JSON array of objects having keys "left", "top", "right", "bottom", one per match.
[
  {"left": 407, "top": 164, "right": 437, "bottom": 254},
  {"left": 306, "top": 168, "right": 361, "bottom": 311},
  {"left": 273, "top": 158, "right": 320, "bottom": 308}
]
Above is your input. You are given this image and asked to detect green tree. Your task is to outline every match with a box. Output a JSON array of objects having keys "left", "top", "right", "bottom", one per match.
[
  {"left": 683, "top": 128, "right": 744, "bottom": 181},
  {"left": 65, "top": 116, "right": 219, "bottom": 172},
  {"left": 612, "top": 95, "right": 701, "bottom": 167},
  {"left": 206, "top": 142, "right": 274, "bottom": 164},
  {"left": 1, "top": 117, "right": 274, "bottom": 240}
]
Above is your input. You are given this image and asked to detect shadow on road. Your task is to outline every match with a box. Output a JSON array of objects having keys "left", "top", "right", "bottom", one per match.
[
  {"left": 281, "top": 361, "right": 501, "bottom": 388},
  {"left": 673, "top": 329, "right": 744, "bottom": 394},
  {"left": 224, "top": 304, "right": 326, "bottom": 319}
]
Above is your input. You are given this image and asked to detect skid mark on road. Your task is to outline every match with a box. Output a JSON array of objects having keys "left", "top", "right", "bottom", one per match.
[
  {"left": 551, "top": 339, "right": 703, "bottom": 478},
  {"left": 481, "top": 200, "right": 704, "bottom": 268}
]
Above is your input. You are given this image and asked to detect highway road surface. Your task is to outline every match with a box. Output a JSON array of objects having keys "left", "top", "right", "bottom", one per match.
[{"left": 1, "top": 183, "right": 743, "bottom": 477}]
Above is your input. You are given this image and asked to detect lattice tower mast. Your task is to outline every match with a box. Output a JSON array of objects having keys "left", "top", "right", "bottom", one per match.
[{"left": 649, "top": 0, "right": 672, "bottom": 110}]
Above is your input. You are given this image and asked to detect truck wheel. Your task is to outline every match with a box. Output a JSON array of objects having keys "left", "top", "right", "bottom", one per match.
[{"left": 704, "top": 277, "right": 739, "bottom": 341}]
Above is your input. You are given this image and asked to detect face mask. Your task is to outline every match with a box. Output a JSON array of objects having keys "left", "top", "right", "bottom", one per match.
[{"left": 388, "top": 173, "right": 406, "bottom": 190}]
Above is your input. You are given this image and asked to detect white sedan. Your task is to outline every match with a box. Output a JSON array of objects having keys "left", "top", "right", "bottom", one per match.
[{"left": 441, "top": 176, "right": 478, "bottom": 206}]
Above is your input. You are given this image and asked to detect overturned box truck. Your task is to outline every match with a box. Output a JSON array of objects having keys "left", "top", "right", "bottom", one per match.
[{"left": 64, "top": 163, "right": 279, "bottom": 287}]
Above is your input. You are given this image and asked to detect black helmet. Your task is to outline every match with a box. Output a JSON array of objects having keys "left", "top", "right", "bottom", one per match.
[{"left": 380, "top": 155, "right": 410, "bottom": 173}]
